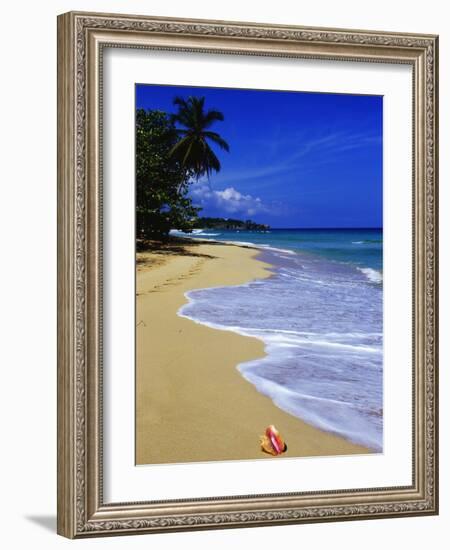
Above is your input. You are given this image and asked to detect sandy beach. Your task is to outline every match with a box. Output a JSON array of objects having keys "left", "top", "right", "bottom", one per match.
[{"left": 136, "top": 239, "right": 370, "bottom": 465}]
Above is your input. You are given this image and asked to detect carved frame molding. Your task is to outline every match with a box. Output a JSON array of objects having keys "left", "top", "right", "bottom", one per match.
[{"left": 57, "top": 11, "right": 438, "bottom": 538}]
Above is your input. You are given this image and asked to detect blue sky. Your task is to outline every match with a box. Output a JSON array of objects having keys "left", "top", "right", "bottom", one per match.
[{"left": 136, "top": 84, "right": 382, "bottom": 228}]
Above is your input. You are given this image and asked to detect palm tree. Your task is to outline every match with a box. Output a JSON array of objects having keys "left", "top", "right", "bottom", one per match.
[{"left": 169, "top": 96, "right": 230, "bottom": 180}]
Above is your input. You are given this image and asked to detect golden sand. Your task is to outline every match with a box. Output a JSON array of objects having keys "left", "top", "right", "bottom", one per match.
[{"left": 136, "top": 240, "right": 369, "bottom": 464}]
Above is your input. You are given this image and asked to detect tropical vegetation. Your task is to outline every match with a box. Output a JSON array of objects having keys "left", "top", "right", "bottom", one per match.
[
  {"left": 197, "top": 217, "right": 270, "bottom": 231},
  {"left": 169, "top": 96, "right": 230, "bottom": 179},
  {"left": 136, "top": 96, "right": 229, "bottom": 240}
]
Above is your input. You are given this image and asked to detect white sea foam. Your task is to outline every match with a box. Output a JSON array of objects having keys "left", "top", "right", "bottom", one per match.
[
  {"left": 236, "top": 370, "right": 382, "bottom": 450},
  {"left": 178, "top": 308, "right": 380, "bottom": 355},
  {"left": 169, "top": 229, "right": 221, "bottom": 237},
  {"left": 358, "top": 267, "right": 383, "bottom": 284},
  {"left": 178, "top": 246, "right": 383, "bottom": 452},
  {"left": 222, "top": 240, "right": 258, "bottom": 248},
  {"left": 214, "top": 239, "right": 298, "bottom": 256},
  {"left": 256, "top": 244, "right": 297, "bottom": 255}
]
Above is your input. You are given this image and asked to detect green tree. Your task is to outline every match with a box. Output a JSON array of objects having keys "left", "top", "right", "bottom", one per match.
[
  {"left": 169, "top": 96, "right": 230, "bottom": 179},
  {"left": 136, "top": 109, "right": 200, "bottom": 239}
]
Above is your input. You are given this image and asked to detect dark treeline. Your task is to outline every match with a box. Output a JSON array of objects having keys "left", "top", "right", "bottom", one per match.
[
  {"left": 136, "top": 96, "right": 230, "bottom": 240},
  {"left": 197, "top": 217, "right": 270, "bottom": 231}
]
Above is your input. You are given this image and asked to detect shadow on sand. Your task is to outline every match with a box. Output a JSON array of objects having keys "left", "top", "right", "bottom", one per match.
[{"left": 136, "top": 236, "right": 225, "bottom": 260}]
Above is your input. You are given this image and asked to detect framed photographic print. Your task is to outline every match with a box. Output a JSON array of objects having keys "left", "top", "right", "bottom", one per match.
[{"left": 57, "top": 11, "right": 439, "bottom": 538}]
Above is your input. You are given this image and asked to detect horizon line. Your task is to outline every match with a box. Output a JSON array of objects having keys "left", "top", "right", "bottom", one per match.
[
  {"left": 198, "top": 226, "right": 383, "bottom": 230},
  {"left": 266, "top": 226, "right": 382, "bottom": 230}
]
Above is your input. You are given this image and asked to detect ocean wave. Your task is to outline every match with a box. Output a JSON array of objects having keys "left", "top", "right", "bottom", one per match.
[
  {"left": 352, "top": 239, "right": 382, "bottom": 244},
  {"left": 236, "top": 370, "right": 382, "bottom": 451},
  {"left": 257, "top": 244, "right": 297, "bottom": 255},
  {"left": 357, "top": 267, "right": 383, "bottom": 284},
  {"left": 178, "top": 244, "right": 383, "bottom": 452},
  {"left": 221, "top": 240, "right": 297, "bottom": 256},
  {"left": 168, "top": 229, "right": 221, "bottom": 237},
  {"left": 220, "top": 240, "right": 258, "bottom": 248},
  {"left": 178, "top": 306, "right": 381, "bottom": 355},
  {"left": 261, "top": 333, "right": 381, "bottom": 354}
]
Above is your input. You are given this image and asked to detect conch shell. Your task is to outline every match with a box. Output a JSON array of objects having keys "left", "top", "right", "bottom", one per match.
[{"left": 260, "top": 425, "right": 287, "bottom": 456}]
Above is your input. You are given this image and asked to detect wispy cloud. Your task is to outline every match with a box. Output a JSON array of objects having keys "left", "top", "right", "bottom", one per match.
[{"left": 214, "top": 130, "right": 381, "bottom": 188}]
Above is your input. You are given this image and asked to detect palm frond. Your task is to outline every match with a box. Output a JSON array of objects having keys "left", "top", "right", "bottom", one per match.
[
  {"left": 170, "top": 95, "right": 228, "bottom": 179},
  {"left": 172, "top": 96, "right": 189, "bottom": 110},
  {"left": 203, "top": 131, "right": 230, "bottom": 152},
  {"left": 203, "top": 109, "right": 225, "bottom": 127},
  {"left": 202, "top": 145, "right": 221, "bottom": 175}
]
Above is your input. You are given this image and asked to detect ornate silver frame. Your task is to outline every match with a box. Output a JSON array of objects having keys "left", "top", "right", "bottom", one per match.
[{"left": 57, "top": 11, "right": 439, "bottom": 538}]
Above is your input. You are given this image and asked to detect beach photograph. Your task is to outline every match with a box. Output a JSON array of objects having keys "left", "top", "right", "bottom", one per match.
[{"left": 135, "top": 84, "right": 383, "bottom": 465}]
